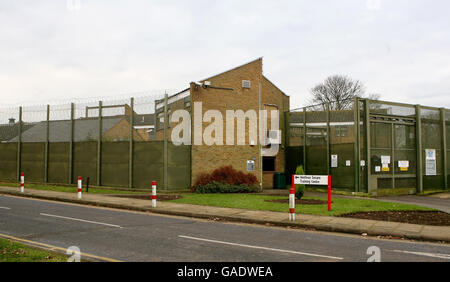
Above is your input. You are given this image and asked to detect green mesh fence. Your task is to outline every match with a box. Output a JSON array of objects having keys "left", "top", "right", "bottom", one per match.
[
  {"left": 421, "top": 108, "right": 443, "bottom": 190},
  {"left": 286, "top": 99, "right": 447, "bottom": 194},
  {"left": 447, "top": 110, "right": 450, "bottom": 188},
  {"left": 329, "top": 101, "right": 355, "bottom": 191}
]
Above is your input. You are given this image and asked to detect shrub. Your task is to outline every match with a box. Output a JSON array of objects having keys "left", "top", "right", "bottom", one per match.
[
  {"left": 193, "top": 181, "right": 259, "bottom": 194},
  {"left": 194, "top": 166, "right": 258, "bottom": 187},
  {"left": 192, "top": 166, "right": 259, "bottom": 193},
  {"left": 295, "top": 165, "right": 306, "bottom": 200}
]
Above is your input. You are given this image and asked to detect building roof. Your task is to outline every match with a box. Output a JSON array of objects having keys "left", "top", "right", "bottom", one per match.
[
  {"left": 0, "top": 123, "right": 35, "bottom": 142},
  {"left": 8, "top": 116, "right": 125, "bottom": 142},
  {"left": 198, "top": 57, "right": 263, "bottom": 83}
]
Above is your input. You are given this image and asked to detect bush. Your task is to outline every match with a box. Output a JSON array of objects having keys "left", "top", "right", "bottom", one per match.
[
  {"left": 194, "top": 166, "right": 258, "bottom": 187},
  {"left": 192, "top": 166, "right": 259, "bottom": 193},
  {"left": 295, "top": 165, "right": 306, "bottom": 200},
  {"left": 193, "top": 181, "right": 260, "bottom": 194}
]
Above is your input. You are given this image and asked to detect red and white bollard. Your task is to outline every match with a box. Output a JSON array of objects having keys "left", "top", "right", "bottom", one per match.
[
  {"left": 328, "top": 175, "right": 332, "bottom": 211},
  {"left": 152, "top": 181, "right": 157, "bottom": 208},
  {"left": 289, "top": 179, "right": 295, "bottom": 221},
  {"left": 77, "top": 176, "right": 82, "bottom": 199},
  {"left": 20, "top": 172, "right": 24, "bottom": 193}
]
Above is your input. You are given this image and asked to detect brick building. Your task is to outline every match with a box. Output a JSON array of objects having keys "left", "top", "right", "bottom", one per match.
[{"left": 155, "top": 58, "right": 290, "bottom": 189}]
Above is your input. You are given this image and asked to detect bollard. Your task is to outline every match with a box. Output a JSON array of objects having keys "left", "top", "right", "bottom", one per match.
[
  {"left": 328, "top": 175, "right": 332, "bottom": 211},
  {"left": 289, "top": 175, "right": 295, "bottom": 221},
  {"left": 152, "top": 181, "right": 157, "bottom": 208},
  {"left": 20, "top": 172, "right": 24, "bottom": 193},
  {"left": 77, "top": 176, "right": 82, "bottom": 199}
]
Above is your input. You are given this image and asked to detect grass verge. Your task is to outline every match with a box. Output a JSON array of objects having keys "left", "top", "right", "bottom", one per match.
[
  {"left": 0, "top": 182, "right": 144, "bottom": 195},
  {"left": 0, "top": 238, "right": 68, "bottom": 262},
  {"left": 169, "top": 194, "right": 435, "bottom": 216}
]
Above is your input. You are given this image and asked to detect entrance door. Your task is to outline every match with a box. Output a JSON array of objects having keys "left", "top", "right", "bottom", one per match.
[{"left": 370, "top": 121, "right": 417, "bottom": 192}]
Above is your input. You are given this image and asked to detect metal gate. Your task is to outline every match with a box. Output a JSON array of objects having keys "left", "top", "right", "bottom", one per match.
[{"left": 369, "top": 113, "right": 417, "bottom": 192}]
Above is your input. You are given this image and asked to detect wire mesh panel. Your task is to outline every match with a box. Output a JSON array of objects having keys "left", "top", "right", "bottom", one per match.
[
  {"left": 288, "top": 110, "right": 304, "bottom": 147},
  {"left": 359, "top": 100, "right": 367, "bottom": 192},
  {"left": 447, "top": 110, "right": 450, "bottom": 188},
  {"left": 133, "top": 141, "right": 164, "bottom": 188},
  {"left": 285, "top": 109, "right": 305, "bottom": 183},
  {"left": 0, "top": 107, "right": 20, "bottom": 181},
  {"left": 394, "top": 124, "right": 416, "bottom": 189},
  {"left": 421, "top": 108, "right": 443, "bottom": 190},
  {"left": 168, "top": 142, "right": 191, "bottom": 190},
  {"left": 133, "top": 95, "right": 162, "bottom": 141},
  {"left": 305, "top": 105, "right": 327, "bottom": 176},
  {"left": 370, "top": 122, "right": 393, "bottom": 189},
  {"left": 369, "top": 101, "right": 416, "bottom": 117},
  {"left": 19, "top": 105, "right": 47, "bottom": 182},
  {"left": 47, "top": 103, "right": 72, "bottom": 183},
  {"left": 329, "top": 100, "right": 355, "bottom": 190}
]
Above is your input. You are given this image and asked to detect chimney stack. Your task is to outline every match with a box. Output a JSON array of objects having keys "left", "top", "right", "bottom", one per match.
[{"left": 8, "top": 118, "right": 15, "bottom": 124}]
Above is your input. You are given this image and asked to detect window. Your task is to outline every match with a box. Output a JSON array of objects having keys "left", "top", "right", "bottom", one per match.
[
  {"left": 335, "top": 125, "right": 348, "bottom": 137},
  {"left": 157, "top": 112, "right": 164, "bottom": 130},
  {"left": 263, "top": 157, "right": 276, "bottom": 172}
]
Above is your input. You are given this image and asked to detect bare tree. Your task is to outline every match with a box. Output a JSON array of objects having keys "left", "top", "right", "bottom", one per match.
[{"left": 310, "top": 75, "right": 367, "bottom": 110}]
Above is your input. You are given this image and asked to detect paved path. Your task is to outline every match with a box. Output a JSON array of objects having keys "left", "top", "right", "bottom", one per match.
[
  {"left": 0, "top": 186, "right": 449, "bottom": 243},
  {"left": 377, "top": 195, "right": 450, "bottom": 214},
  {"left": 1, "top": 195, "right": 450, "bottom": 262}
]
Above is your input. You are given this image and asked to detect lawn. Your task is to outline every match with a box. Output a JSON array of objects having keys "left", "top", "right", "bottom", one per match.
[
  {"left": 0, "top": 238, "right": 68, "bottom": 262},
  {"left": 169, "top": 193, "right": 435, "bottom": 216},
  {"left": 0, "top": 182, "right": 144, "bottom": 195}
]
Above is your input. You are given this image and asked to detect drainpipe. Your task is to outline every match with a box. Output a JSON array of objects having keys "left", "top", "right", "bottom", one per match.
[{"left": 258, "top": 79, "right": 263, "bottom": 191}]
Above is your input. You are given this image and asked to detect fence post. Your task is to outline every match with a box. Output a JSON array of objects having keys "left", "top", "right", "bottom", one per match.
[
  {"left": 97, "top": 101, "right": 102, "bottom": 187},
  {"left": 44, "top": 104, "right": 50, "bottom": 183},
  {"left": 129, "top": 97, "right": 134, "bottom": 189},
  {"left": 163, "top": 93, "right": 168, "bottom": 191},
  {"left": 16, "top": 106, "right": 22, "bottom": 182},
  {"left": 69, "top": 103, "right": 74, "bottom": 184},
  {"left": 303, "top": 107, "right": 307, "bottom": 173},
  {"left": 364, "top": 100, "right": 372, "bottom": 194},
  {"left": 441, "top": 108, "right": 447, "bottom": 190},
  {"left": 354, "top": 97, "right": 361, "bottom": 193},
  {"left": 416, "top": 105, "right": 423, "bottom": 193}
]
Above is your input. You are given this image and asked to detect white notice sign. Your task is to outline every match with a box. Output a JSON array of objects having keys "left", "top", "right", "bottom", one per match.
[
  {"left": 331, "top": 155, "right": 338, "bottom": 168},
  {"left": 381, "top": 155, "right": 391, "bottom": 164},
  {"left": 425, "top": 149, "right": 437, "bottom": 176},
  {"left": 398, "top": 161, "right": 409, "bottom": 168},
  {"left": 294, "top": 175, "right": 329, "bottom": 186}
]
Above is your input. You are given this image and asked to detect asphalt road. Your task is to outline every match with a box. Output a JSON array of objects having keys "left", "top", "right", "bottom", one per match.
[{"left": 0, "top": 195, "right": 449, "bottom": 262}]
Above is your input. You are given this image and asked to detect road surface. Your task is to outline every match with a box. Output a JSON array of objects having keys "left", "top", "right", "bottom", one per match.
[{"left": 0, "top": 194, "right": 449, "bottom": 262}]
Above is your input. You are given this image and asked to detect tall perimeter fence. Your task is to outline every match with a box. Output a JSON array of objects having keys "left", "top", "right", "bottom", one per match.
[
  {"left": 285, "top": 98, "right": 450, "bottom": 195},
  {"left": 0, "top": 93, "right": 191, "bottom": 190}
]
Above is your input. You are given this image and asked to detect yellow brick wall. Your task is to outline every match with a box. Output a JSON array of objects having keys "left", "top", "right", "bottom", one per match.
[
  {"left": 103, "top": 118, "right": 144, "bottom": 142},
  {"left": 190, "top": 59, "right": 290, "bottom": 189},
  {"left": 191, "top": 59, "right": 263, "bottom": 186}
]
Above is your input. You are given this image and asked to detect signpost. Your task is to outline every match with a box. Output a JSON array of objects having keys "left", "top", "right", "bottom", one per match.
[{"left": 293, "top": 175, "right": 332, "bottom": 218}]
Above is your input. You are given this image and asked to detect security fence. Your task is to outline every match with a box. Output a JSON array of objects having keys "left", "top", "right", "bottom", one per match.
[
  {"left": 286, "top": 98, "right": 449, "bottom": 195},
  {"left": 0, "top": 94, "right": 191, "bottom": 190}
]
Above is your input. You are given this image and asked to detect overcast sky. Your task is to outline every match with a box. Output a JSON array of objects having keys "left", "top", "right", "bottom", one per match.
[{"left": 1, "top": 0, "right": 449, "bottom": 110}]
